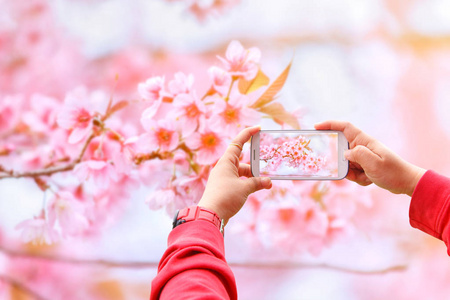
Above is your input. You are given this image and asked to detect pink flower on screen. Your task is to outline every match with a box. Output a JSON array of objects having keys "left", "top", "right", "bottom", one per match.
[
  {"left": 138, "top": 76, "right": 167, "bottom": 101},
  {"left": 210, "top": 94, "right": 260, "bottom": 136},
  {"left": 185, "top": 120, "right": 227, "bottom": 165},
  {"left": 168, "top": 72, "right": 194, "bottom": 96},
  {"left": 218, "top": 40, "right": 261, "bottom": 80},
  {"left": 15, "top": 216, "right": 60, "bottom": 245},
  {"left": 74, "top": 160, "right": 120, "bottom": 189},
  {"left": 139, "top": 119, "right": 180, "bottom": 152},
  {"left": 172, "top": 93, "right": 206, "bottom": 137},
  {"left": 47, "top": 191, "right": 89, "bottom": 236},
  {"left": 57, "top": 89, "right": 98, "bottom": 144}
]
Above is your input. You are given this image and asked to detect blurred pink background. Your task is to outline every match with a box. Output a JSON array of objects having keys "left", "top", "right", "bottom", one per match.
[{"left": 1, "top": 0, "right": 450, "bottom": 299}]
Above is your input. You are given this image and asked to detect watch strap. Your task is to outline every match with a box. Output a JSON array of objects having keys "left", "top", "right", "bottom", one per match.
[{"left": 173, "top": 206, "right": 224, "bottom": 235}]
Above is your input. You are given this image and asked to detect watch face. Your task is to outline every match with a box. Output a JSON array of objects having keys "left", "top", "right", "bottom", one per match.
[{"left": 172, "top": 209, "right": 180, "bottom": 229}]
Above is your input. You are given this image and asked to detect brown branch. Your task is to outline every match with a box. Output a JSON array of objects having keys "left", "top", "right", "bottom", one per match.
[
  {"left": 0, "top": 246, "right": 407, "bottom": 275},
  {"left": 0, "top": 133, "right": 95, "bottom": 180},
  {"left": 0, "top": 274, "right": 50, "bottom": 300}
]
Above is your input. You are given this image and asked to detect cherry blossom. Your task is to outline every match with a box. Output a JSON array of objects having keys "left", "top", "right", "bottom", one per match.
[
  {"left": 217, "top": 40, "right": 261, "bottom": 80},
  {"left": 168, "top": 72, "right": 194, "bottom": 96},
  {"left": 47, "top": 191, "right": 89, "bottom": 236},
  {"left": 74, "top": 160, "right": 120, "bottom": 190},
  {"left": 208, "top": 66, "right": 232, "bottom": 95},
  {"left": 146, "top": 188, "right": 177, "bottom": 211},
  {"left": 210, "top": 93, "right": 260, "bottom": 136},
  {"left": 172, "top": 92, "right": 206, "bottom": 136},
  {"left": 184, "top": 119, "right": 228, "bottom": 165},
  {"left": 15, "top": 215, "right": 60, "bottom": 245},
  {"left": 56, "top": 89, "right": 97, "bottom": 144},
  {"left": 138, "top": 76, "right": 167, "bottom": 101},
  {"left": 139, "top": 119, "right": 180, "bottom": 152}
]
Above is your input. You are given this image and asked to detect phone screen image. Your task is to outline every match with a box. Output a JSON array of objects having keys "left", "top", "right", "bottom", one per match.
[{"left": 259, "top": 131, "right": 339, "bottom": 178}]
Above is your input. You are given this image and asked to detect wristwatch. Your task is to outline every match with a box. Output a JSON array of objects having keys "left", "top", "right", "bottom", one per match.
[{"left": 172, "top": 206, "right": 224, "bottom": 235}]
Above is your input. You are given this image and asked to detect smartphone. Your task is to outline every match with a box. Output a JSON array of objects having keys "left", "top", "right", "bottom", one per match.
[{"left": 250, "top": 130, "right": 349, "bottom": 180}]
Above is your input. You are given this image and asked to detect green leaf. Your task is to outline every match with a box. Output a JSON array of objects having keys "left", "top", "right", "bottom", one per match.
[
  {"left": 250, "top": 61, "right": 292, "bottom": 109},
  {"left": 238, "top": 69, "right": 270, "bottom": 94}
]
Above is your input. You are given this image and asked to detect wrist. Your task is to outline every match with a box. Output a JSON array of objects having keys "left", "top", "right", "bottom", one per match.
[
  {"left": 173, "top": 205, "right": 225, "bottom": 235},
  {"left": 197, "top": 201, "right": 230, "bottom": 226},
  {"left": 405, "top": 166, "right": 426, "bottom": 196}
]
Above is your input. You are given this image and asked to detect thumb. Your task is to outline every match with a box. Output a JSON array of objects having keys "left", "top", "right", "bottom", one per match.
[
  {"left": 245, "top": 177, "right": 272, "bottom": 194},
  {"left": 345, "top": 145, "right": 381, "bottom": 171}
]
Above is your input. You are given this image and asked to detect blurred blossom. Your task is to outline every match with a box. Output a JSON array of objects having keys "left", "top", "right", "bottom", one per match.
[
  {"left": 74, "top": 160, "right": 120, "bottom": 190},
  {"left": 47, "top": 191, "right": 89, "bottom": 236},
  {"left": 15, "top": 216, "right": 60, "bottom": 245},
  {"left": 146, "top": 188, "right": 177, "bottom": 211},
  {"left": 138, "top": 76, "right": 167, "bottom": 101},
  {"left": 168, "top": 72, "right": 195, "bottom": 96},
  {"left": 218, "top": 40, "right": 261, "bottom": 80}
]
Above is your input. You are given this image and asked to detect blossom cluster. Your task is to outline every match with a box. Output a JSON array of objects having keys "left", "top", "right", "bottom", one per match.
[{"left": 260, "top": 135, "right": 326, "bottom": 174}]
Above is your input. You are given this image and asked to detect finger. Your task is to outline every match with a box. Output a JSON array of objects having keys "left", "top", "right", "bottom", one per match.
[
  {"left": 226, "top": 125, "right": 261, "bottom": 158},
  {"left": 238, "top": 163, "right": 254, "bottom": 178},
  {"left": 244, "top": 176, "right": 272, "bottom": 194},
  {"left": 314, "top": 120, "right": 372, "bottom": 148},
  {"left": 346, "top": 169, "right": 372, "bottom": 186},
  {"left": 346, "top": 145, "right": 382, "bottom": 171}
]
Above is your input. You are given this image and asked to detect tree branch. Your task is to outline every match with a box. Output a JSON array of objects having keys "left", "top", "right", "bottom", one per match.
[
  {"left": 0, "top": 246, "right": 407, "bottom": 275},
  {"left": 0, "top": 132, "right": 95, "bottom": 179}
]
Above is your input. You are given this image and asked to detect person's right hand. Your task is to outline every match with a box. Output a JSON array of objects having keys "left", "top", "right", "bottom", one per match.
[{"left": 314, "top": 121, "right": 426, "bottom": 196}]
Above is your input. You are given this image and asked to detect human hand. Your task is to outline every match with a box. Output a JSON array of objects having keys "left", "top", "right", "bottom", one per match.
[
  {"left": 314, "top": 121, "right": 426, "bottom": 196},
  {"left": 198, "top": 126, "right": 272, "bottom": 225}
]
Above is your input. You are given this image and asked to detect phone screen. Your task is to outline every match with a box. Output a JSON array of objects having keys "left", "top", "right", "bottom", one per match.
[{"left": 259, "top": 131, "right": 339, "bottom": 178}]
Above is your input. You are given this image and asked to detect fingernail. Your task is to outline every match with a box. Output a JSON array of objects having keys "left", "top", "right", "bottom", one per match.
[{"left": 262, "top": 177, "right": 272, "bottom": 188}]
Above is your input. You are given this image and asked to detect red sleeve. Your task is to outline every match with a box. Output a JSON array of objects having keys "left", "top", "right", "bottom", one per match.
[
  {"left": 410, "top": 170, "right": 450, "bottom": 255},
  {"left": 150, "top": 220, "right": 237, "bottom": 300}
]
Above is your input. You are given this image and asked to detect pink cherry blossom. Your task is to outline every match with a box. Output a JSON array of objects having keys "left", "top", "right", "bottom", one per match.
[
  {"left": 256, "top": 198, "right": 329, "bottom": 255},
  {"left": 74, "top": 160, "right": 120, "bottom": 190},
  {"left": 172, "top": 92, "right": 206, "bottom": 137},
  {"left": 139, "top": 119, "right": 180, "bottom": 152},
  {"left": 15, "top": 216, "right": 60, "bottom": 245},
  {"left": 146, "top": 188, "right": 176, "bottom": 210},
  {"left": 168, "top": 72, "right": 194, "bottom": 96},
  {"left": 208, "top": 66, "right": 232, "bottom": 95},
  {"left": 23, "top": 93, "right": 61, "bottom": 133},
  {"left": 47, "top": 191, "right": 89, "bottom": 236},
  {"left": 185, "top": 119, "right": 227, "bottom": 165},
  {"left": 174, "top": 170, "right": 208, "bottom": 204},
  {"left": 57, "top": 90, "right": 96, "bottom": 144},
  {"left": 138, "top": 76, "right": 167, "bottom": 101},
  {"left": 0, "top": 95, "right": 22, "bottom": 132},
  {"left": 217, "top": 40, "right": 261, "bottom": 80},
  {"left": 210, "top": 94, "right": 260, "bottom": 136}
]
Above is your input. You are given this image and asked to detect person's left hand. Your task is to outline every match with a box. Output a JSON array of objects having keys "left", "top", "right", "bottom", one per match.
[{"left": 198, "top": 126, "right": 272, "bottom": 225}]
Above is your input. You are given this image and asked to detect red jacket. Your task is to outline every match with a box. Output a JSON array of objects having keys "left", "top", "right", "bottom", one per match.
[
  {"left": 151, "top": 170, "right": 450, "bottom": 299},
  {"left": 410, "top": 170, "right": 450, "bottom": 255}
]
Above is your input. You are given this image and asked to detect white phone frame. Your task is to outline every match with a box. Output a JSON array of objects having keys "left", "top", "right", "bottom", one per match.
[{"left": 250, "top": 130, "right": 349, "bottom": 180}]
